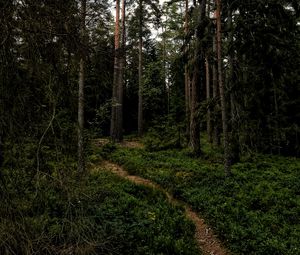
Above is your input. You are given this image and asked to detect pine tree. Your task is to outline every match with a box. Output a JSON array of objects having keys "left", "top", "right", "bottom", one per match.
[
  {"left": 78, "top": 0, "right": 86, "bottom": 173},
  {"left": 189, "top": 0, "right": 206, "bottom": 155},
  {"left": 138, "top": 0, "right": 144, "bottom": 136},
  {"left": 111, "top": 0, "right": 121, "bottom": 142},
  {"left": 216, "top": 0, "right": 231, "bottom": 176}
]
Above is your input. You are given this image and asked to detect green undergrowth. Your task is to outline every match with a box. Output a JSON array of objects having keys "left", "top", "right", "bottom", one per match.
[
  {"left": 107, "top": 142, "right": 300, "bottom": 255},
  {"left": 1, "top": 164, "right": 200, "bottom": 254}
]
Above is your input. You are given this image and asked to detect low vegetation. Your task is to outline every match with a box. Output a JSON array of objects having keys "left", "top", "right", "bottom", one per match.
[
  {"left": 0, "top": 155, "right": 199, "bottom": 255},
  {"left": 107, "top": 137, "right": 300, "bottom": 255}
]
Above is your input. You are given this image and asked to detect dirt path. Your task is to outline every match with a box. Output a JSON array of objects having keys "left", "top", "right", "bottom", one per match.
[
  {"left": 93, "top": 138, "right": 144, "bottom": 149},
  {"left": 101, "top": 160, "right": 230, "bottom": 255}
]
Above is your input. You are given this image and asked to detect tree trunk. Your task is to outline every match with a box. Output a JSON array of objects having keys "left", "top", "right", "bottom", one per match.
[
  {"left": 227, "top": 7, "right": 240, "bottom": 163},
  {"left": 0, "top": 136, "right": 3, "bottom": 169},
  {"left": 205, "top": 56, "right": 212, "bottom": 143},
  {"left": 111, "top": 0, "right": 121, "bottom": 142},
  {"left": 189, "top": 0, "right": 206, "bottom": 155},
  {"left": 78, "top": 0, "right": 86, "bottom": 173},
  {"left": 216, "top": 0, "right": 231, "bottom": 176},
  {"left": 116, "top": 0, "right": 126, "bottom": 142},
  {"left": 138, "top": 0, "right": 143, "bottom": 136},
  {"left": 184, "top": 0, "right": 190, "bottom": 139},
  {"left": 212, "top": 29, "right": 220, "bottom": 146},
  {"left": 162, "top": 21, "right": 169, "bottom": 115},
  {"left": 206, "top": 1, "right": 212, "bottom": 143}
]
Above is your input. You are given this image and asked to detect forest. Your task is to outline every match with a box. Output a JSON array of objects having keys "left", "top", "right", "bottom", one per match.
[{"left": 0, "top": 0, "right": 299, "bottom": 254}]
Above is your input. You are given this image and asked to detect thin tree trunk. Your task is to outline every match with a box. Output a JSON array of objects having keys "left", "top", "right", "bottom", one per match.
[
  {"left": 116, "top": 0, "right": 126, "bottom": 142},
  {"left": 227, "top": 7, "right": 240, "bottom": 163},
  {"left": 190, "top": 75, "right": 201, "bottom": 154},
  {"left": 271, "top": 70, "right": 280, "bottom": 154},
  {"left": 189, "top": 0, "right": 206, "bottom": 155},
  {"left": 184, "top": 0, "right": 190, "bottom": 138},
  {"left": 0, "top": 136, "right": 3, "bottom": 187},
  {"left": 78, "top": 0, "right": 86, "bottom": 173},
  {"left": 206, "top": 1, "right": 212, "bottom": 143},
  {"left": 111, "top": 0, "right": 121, "bottom": 142},
  {"left": 0, "top": 136, "right": 3, "bottom": 169},
  {"left": 212, "top": 30, "right": 220, "bottom": 146},
  {"left": 138, "top": 0, "right": 143, "bottom": 136},
  {"left": 216, "top": 0, "right": 231, "bottom": 176},
  {"left": 205, "top": 56, "right": 212, "bottom": 142},
  {"left": 162, "top": 21, "right": 169, "bottom": 115}
]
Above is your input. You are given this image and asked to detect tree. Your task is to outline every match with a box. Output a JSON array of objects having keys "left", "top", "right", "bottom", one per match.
[
  {"left": 222, "top": 0, "right": 300, "bottom": 156},
  {"left": 205, "top": 1, "right": 212, "bottom": 143},
  {"left": 211, "top": 16, "right": 220, "bottom": 147},
  {"left": 138, "top": 0, "right": 143, "bottom": 136},
  {"left": 110, "top": 0, "right": 125, "bottom": 142},
  {"left": 226, "top": 5, "right": 240, "bottom": 163},
  {"left": 184, "top": 0, "right": 191, "bottom": 138},
  {"left": 117, "top": 0, "right": 126, "bottom": 141},
  {"left": 78, "top": 0, "right": 86, "bottom": 172},
  {"left": 123, "top": 0, "right": 160, "bottom": 136},
  {"left": 189, "top": 0, "right": 207, "bottom": 155},
  {"left": 216, "top": 0, "right": 231, "bottom": 175}
]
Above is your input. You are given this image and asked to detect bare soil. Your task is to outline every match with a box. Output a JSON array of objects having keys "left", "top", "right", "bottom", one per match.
[{"left": 92, "top": 138, "right": 144, "bottom": 149}]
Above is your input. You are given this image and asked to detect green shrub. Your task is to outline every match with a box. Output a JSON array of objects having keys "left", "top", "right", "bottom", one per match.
[
  {"left": 98, "top": 142, "right": 117, "bottom": 158},
  {"left": 109, "top": 145, "right": 300, "bottom": 255},
  {"left": 0, "top": 160, "right": 200, "bottom": 254}
]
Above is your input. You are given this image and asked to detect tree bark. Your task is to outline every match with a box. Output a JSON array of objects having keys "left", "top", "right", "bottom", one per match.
[
  {"left": 190, "top": 77, "right": 201, "bottom": 155},
  {"left": 212, "top": 29, "right": 220, "bottom": 146},
  {"left": 205, "top": 56, "right": 212, "bottom": 142},
  {"left": 138, "top": 0, "right": 143, "bottom": 136},
  {"left": 206, "top": 1, "right": 212, "bottom": 143},
  {"left": 111, "top": 0, "right": 121, "bottom": 142},
  {"left": 116, "top": 0, "right": 126, "bottom": 142},
  {"left": 227, "top": 7, "right": 240, "bottom": 163},
  {"left": 184, "top": 0, "right": 190, "bottom": 139},
  {"left": 189, "top": 0, "right": 206, "bottom": 155},
  {"left": 78, "top": 0, "right": 86, "bottom": 173},
  {"left": 216, "top": 0, "right": 231, "bottom": 176},
  {"left": 0, "top": 136, "right": 3, "bottom": 169}
]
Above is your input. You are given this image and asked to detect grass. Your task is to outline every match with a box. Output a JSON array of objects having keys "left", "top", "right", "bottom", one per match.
[
  {"left": 107, "top": 140, "right": 300, "bottom": 255},
  {"left": 0, "top": 163, "right": 200, "bottom": 254}
]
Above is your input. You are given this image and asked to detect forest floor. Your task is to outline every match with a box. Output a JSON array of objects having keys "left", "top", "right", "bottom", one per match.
[
  {"left": 93, "top": 138, "right": 144, "bottom": 149},
  {"left": 97, "top": 137, "right": 300, "bottom": 255},
  {"left": 101, "top": 160, "right": 229, "bottom": 255},
  {"left": 2, "top": 139, "right": 200, "bottom": 254},
  {"left": 95, "top": 139, "right": 230, "bottom": 255}
]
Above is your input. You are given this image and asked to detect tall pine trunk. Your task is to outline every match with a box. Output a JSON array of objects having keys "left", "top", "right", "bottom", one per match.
[
  {"left": 216, "top": 0, "right": 231, "bottom": 176},
  {"left": 184, "top": 0, "right": 190, "bottom": 139},
  {"left": 78, "top": 0, "right": 86, "bottom": 173},
  {"left": 116, "top": 0, "right": 126, "bottom": 142},
  {"left": 212, "top": 29, "right": 220, "bottom": 146},
  {"left": 205, "top": 56, "right": 212, "bottom": 142},
  {"left": 111, "top": 0, "right": 121, "bottom": 142},
  {"left": 189, "top": 0, "right": 206, "bottom": 155},
  {"left": 206, "top": 1, "right": 212, "bottom": 143},
  {"left": 227, "top": 7, "right": 240, "bottom": 163},
  {"left": 138, "top": 0, "right": 143, "bottom": 136}
]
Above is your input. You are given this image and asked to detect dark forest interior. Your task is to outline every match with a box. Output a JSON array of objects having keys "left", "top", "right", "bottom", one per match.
[{"left": 0, "top": 0, "right": 299, "bottom": 254}]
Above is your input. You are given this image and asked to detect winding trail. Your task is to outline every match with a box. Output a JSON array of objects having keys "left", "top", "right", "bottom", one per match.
[
  {"left": 94, "top": 138, "right": 230, "bottom": 255},
  {"left": 101, "top": 160, "right": 230, "bottom": 255}
]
